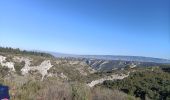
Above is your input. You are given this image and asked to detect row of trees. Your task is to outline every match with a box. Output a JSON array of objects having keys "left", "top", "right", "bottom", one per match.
[{"left": 0, "top": 47, "right": 53, "bottom": 57}]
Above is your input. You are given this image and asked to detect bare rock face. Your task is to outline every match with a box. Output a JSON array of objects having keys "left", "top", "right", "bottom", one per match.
[{"left": 0, "top": 55, "right": 15, "bottom": 71}]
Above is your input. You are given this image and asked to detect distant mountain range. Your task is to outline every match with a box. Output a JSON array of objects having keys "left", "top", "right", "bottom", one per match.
[{"left": 50, "top": 52, "right": 170, "bottom": 64}]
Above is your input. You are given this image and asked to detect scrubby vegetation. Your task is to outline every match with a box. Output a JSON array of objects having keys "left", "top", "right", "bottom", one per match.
[
  {"left": 0, "top": 79, "right": 137, "bottom": 100},
  {"left": 102, "top": 69, "right": 170, "bottom": 100}
]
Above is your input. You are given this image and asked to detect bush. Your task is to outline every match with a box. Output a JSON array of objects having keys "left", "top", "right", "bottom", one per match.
[{"left": 14, "top": 61, "right": 25, "bottom": 75}]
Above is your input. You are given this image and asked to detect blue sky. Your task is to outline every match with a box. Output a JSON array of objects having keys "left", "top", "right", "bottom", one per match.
[{"left": 0, "top": 0, "right": 170, "bottom": 59}]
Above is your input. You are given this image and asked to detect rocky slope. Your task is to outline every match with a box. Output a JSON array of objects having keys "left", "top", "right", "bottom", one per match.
[
  {"left": 0, "top": 54, "right": 95, "bottom": 82},
  {"left": 2, "top": 47, "right": 163, "bottom": 100}
]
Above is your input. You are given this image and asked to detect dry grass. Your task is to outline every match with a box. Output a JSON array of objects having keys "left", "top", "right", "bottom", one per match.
[
  {"left": 92, "top": 86, "right": 136, "bottom": 100},
  {"left": 37, "top": 82, "right": 72, "bottom": 100}
]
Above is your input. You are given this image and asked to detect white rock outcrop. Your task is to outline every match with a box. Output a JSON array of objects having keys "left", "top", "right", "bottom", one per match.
[
  {"left": 32, "top": 60, "right": 53, "bottom": 81},
  {"left": 0, "top": 55, "right": 15, "bottom": 71},
  {"left": 14, "top": 57, "right": 53, "bottom": 81},
  {"left": 87, "top": 72, "right": 130, "bottom": 87}
]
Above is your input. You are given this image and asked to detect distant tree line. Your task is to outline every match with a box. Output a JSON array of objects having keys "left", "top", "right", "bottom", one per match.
[{"left": 0, "top": 47, "right": 53, "bottom": 57}]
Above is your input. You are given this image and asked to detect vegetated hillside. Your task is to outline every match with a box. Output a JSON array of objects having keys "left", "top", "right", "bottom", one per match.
[
  {"left": 101, "top": 67, "right": 170, "bottom": 100},
  {"left": 0, "top": 47, "right": 137, "bottom": 100}
]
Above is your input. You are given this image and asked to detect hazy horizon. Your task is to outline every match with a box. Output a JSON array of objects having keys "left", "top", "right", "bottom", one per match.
[{"left": 0, "top": 0, "right": 170, "bottom": 59}]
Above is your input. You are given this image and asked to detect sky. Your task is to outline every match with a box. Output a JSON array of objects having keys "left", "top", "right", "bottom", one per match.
[{"left": 0, "top": 0, "right": 170, "bottom": 59}]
